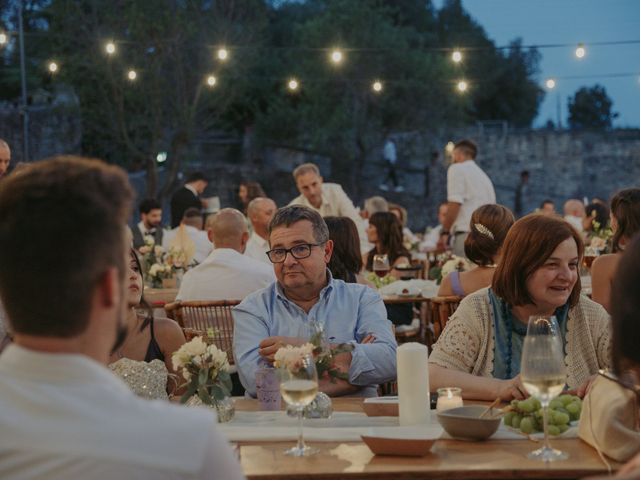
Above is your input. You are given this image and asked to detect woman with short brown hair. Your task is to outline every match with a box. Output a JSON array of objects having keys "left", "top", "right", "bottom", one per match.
[{"left": 429, "top": 214, "right": 611, "bottom": 401}]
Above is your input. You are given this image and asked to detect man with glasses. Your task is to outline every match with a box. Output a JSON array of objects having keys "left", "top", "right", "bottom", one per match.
[{"left": 233, "top": 205, "right": 397, "bottom": 397}]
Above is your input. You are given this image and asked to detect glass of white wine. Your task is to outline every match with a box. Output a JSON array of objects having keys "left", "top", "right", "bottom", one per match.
[
  {"left": 520, "top": 315, "right": 568, "bottom": 462},
  {"left": 279, "top": 352, "right": 319, "bottom": 457}
]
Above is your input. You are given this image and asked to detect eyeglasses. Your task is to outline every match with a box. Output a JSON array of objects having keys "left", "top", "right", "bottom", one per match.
[{"left": 266, "top": 243, "right": 324, "bottom": 263}]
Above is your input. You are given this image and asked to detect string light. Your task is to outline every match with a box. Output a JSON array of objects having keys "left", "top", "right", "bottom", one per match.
[
  {"left": 330, "top": 49, "right": 343, "bottom": 64},
  {"left": 0, "top": 33, "right": 7, "bottom": 45},
  {"left": 287, "top": 78, "right": 299, "bottom": 91},
  {"left": 127, "top": 69, "right": 137, "bottom": 81},
  {"left": 545, "top": 78, "right": 556, "bottom": 89},
  {"left": 217, "top": 48, "right": 229, "bottom": 61},
  {"left": 156, "top": 152, "right": 167, "bottom": 163},
  {"left": 456, "top": 80, "right": 468, "bottom": 93},
  {"left": 48, "top": 61, "right": 59, "bottom": 73},
  {"left": 105, "top": 42, "right": 116, "bottom": 55},
  {"left": 372, "top": 80, "right": 383, "bottom": 93},
  {"left": 452, "top": 50, "right": 462, "bottom": 63},
  {"left": 206, "top": 75, "right": 217, "bottom": 87},
  {"left": 575, "top": 43, "right": 586, "bottom": 59}
]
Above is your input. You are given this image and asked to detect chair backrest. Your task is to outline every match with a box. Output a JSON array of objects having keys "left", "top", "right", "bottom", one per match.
[
  {"left": 427, "top": 295, "right": 463, "bottom": 347},
  {"left": 164, "top": 300, "right": 241, "bottom": 365}
]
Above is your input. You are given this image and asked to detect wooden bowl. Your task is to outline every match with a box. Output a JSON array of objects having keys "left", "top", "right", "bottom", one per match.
[
  {"left": 361, "top": 435, "right": 435, "bottom": 457},
  {"left": 436, "top": 405, "right": 501, "bottom": 441}
]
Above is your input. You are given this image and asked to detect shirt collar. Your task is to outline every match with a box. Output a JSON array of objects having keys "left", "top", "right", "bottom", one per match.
[
  {"left": 275, "top": 269, "right": 335, "bottom": 305},
  {"left": 251, "top": 231, "right": 268, "bottom": 247},
  {"left": 0, "top": 344, "right": 130, "bottom": 390},
  {"left": 185, "top": 184, "right": 198, "bottom": 196}
]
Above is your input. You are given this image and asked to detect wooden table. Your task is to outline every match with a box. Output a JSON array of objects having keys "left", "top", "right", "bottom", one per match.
[{"left": 234, "top": 398, "right": 618, "bottom": 480}]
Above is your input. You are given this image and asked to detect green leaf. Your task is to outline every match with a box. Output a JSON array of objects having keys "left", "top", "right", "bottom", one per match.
[{"left": 180, "top": 379, "right": 198, "bottom": 404}]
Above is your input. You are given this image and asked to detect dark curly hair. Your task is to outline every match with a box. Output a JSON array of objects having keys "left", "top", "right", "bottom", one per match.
[{"left": 366, "top": 212, "right": 410, "bottom": 271}]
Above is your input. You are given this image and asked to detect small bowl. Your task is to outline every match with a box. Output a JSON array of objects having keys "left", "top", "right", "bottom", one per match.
[
  {"left": 436, "top": 405, "right": 501, "bottom": 441},
  {"left": 361, "top": 435, "right": 436, "bottom": 457}
]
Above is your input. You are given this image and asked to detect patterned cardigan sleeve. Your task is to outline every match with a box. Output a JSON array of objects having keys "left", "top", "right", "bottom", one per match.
[{"left": 428, "top": 293, "right": 486, "bottom": 373}]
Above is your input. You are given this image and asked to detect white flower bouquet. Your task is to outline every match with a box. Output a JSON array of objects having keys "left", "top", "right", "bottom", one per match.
[
  {"left": 172, "top": 336, "right": 232, "bottom": 405},
  {"left": 273, "top": 343, "right": 315, "bottom": 372}
]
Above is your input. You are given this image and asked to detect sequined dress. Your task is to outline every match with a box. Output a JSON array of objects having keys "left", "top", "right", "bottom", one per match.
[{"left": 109, "top": 358, "right": 169, "bottom": 400}]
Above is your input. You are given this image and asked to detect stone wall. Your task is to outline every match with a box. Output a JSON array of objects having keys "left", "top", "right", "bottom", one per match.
[{"left": 0, "top": 104, "right": 82, "bottom": 163}]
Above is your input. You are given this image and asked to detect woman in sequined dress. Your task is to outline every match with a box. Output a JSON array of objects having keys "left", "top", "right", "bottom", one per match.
[{"left": 108, "top": 250, "right": 186, "bottom": 398}]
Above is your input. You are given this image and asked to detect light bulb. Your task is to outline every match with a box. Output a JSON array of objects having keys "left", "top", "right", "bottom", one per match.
[
  {"left": 127, "top": 70, "right": 137, "bottom": 81},
  {"left": 330, "top": 49, "right": 343, "bottom": 64},
  {"left": 105, "top": 42, "right": 116, "bottom": 55},
  {"left": 0, "top": 33, "right": 7, "bottom": 45},
  {"left": 48, "top": 61, "right": 58, "bottom": 73},
  {"left": 287, "top": 78, "right": 299, "bottom": 91},
  {"left": 445, "top": 142, "right": 455, "bottom": 154},
  {"left": 456, "top": 80, "right": 468, "bottom": 93},
  {"left": 372, "top": 80, "right": 383, "bottom": 93},
  {"left": 545, "top": 78, "right": 556, "bottom": 89},
  {"left": 575, "top": 43, "right": 586, "bottom": 59},
  {"left": 206, "top": 75, "right": 217, "bottom": 87},
  {"left": 452, "top": 50, "right": 462, "bottom": 63},
  {"left": 217, "top": 48, "right": 228, "bottom": 61}
]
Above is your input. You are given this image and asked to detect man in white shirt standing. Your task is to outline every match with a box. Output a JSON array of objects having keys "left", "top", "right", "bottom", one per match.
[
  {"left": 289, "top": 162, "right": 369, "bottom": 253},
  {"left": 438, "top": 139, "right": 496, "bottom": 256},
  {"left": 177, "top": 208, "right": 274, "bottom": 301},
  {"left": 0, "top": 156, "right": 244, "bottom": 480},
  {"left": 245, "top": 197, "right": 277, "bottom": 264}
]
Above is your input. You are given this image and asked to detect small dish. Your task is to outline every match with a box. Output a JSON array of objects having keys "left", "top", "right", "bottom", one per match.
[
  {"left": 436, "top": 405, "right": 501, "bottom": 441},
  {"left": 361, "top": 435, "right": 435, "bottom": 457}
]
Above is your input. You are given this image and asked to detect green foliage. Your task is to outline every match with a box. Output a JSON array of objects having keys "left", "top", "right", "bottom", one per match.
[{"left": 568, "top": 84, "right": 618, "bottom": 130}]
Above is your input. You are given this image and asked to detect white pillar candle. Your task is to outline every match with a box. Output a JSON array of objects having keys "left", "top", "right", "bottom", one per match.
[{"left": 397, "top": 342, "right": 430, "bottom": 426}]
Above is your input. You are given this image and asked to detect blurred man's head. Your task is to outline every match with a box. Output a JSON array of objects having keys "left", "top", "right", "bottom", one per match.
[
  {"left": 185, "top": 171, "right": 208, "bottom": 195},
  {"left": 138, "top": 198, "right": 162, "bottom": 229},
  {"left": 208, "top": 208, "right": 249, "bottom": 253},
  {"left": 539, "top": 200, "right": 556, "bottom": 216},
  {"left": 0, "top": 156, "right": 133, "bottom": 361},
  {"left": 247, "top": 197, "right": 277, "bottom": 238},
  {"left": 563, "top": 199, "right": 585, "bottom": 218},
  {"left": 182, "top": 207, "right": 203, "bottom": 230},
  {"left": 452, "top": 139, "right": 477, "bottom": 164},
  {"left": 0, "top": 139, "right": 10, "bottom": 178},
  {"left": 293, "top": 163, "right": 323, "bottom": 209},
  {"left": 363, "top": 196, "right": 388, "bottom": 218}
]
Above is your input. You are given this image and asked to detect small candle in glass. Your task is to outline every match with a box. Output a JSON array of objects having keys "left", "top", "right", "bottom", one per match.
[{"left": 436, "top": 387, "right": 463, "bottom": 412}]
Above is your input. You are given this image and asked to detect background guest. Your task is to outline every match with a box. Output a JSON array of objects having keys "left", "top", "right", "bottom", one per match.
[
  {"left": 538, "top": 199, "right": 556, "bottom": 216},
  {"left": 389, "top": 202, "right": 418, "bottom": 248},
  {"left": 591, "top": 188, "right": 640, "bottom": 313},
  {"left": 438, "top": 204, "right": 514, "bottom": 297},
  {"left": 420, "top": 202, "right": 448, "bottom": 252},
  {"left": 177, "top": 208, "right": 274, "bottom": 301},
  {"left": 0, "top": 139, "right": 10, "bottom": 180},
  {"left": 429, "top": 214, "right": 610, "bottom": 400},
  {"left": 170, "top": 171, "right": 208, "bottom": 228},
  {"left": 583, "top": 201, "right": 610, "bottom": 233},
  {"left": 245, "top": 197, "right": 277, "bottom": 264},
  {"left": 238, "top": 181, "right": 266, "bottom": 215},
  {"left": 132, "top": 198, "right": 163, "bottom": 251},
  {"left": 325, "top": 216, "right": 363, "bottom": 284},
  {"left": 163, "top": 207, "right": 212, "bottom": 265},
  {"left": 365, "top": 211, "right": 412, "bottom": 326},
  {"left": 563, "top": 198, "right": 586, "bottom": 233}
]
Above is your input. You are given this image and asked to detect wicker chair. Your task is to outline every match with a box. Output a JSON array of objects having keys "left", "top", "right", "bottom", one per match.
[
  {"left": 164, "top": 300, "right": 241, "bottom": 365},
  {"left": 426, "top": 295, "right": 463, "bottom": 348}
]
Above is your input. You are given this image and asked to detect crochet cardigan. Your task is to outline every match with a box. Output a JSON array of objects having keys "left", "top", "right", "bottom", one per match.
[{"left": 429, "top": 287, "right": 611, "bottom": 389}]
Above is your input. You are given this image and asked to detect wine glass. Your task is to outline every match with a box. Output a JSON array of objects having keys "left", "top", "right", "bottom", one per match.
[
  {"left": 278, "top": 352, "right": 319, "bottom": 457},
  {"left": 373, "top": 254, "right": 390, "bottom": 278},
  {"left": 520, "top": 315, "right": 568, "bottom": 462}
]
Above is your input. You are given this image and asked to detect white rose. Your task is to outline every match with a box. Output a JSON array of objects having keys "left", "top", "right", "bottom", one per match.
[
  {"left": 148, "top": 264, "right": 161, "bottom": 277},
  {"left": 144, "top": 235, "right": 155, "bottom": 246},
  {"left": 154, "top": 245, "right": 164, "bottom": 256}
]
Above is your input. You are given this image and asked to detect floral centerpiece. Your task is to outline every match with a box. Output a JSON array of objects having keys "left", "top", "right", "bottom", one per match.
[
  {"left": 172, "top": 336, "right": 234, "bottom": 422},
  {"left": 140, "top": 237, "right": 190, "bottom": 288},
  {"left": 586, "top": 220, "right": 613, "bottom": 254},
  {"left": 429, "top": 254, "right": 472, "bottom": 285}
]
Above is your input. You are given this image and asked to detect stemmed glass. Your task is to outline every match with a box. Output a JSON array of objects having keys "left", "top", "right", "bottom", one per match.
[
  {"left": 278, "top": 352, "right": 319, "bottom": 457},
  {"left": 520, "top": 315, "right": 568, "bottom": 462},
  {"left": 373, "top": 254, "right": 390, "bottom": 278}
]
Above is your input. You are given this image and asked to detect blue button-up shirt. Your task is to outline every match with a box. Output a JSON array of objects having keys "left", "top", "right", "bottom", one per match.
[{"left": 232, "top": 273, "right": 397, "bottom": 397}]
